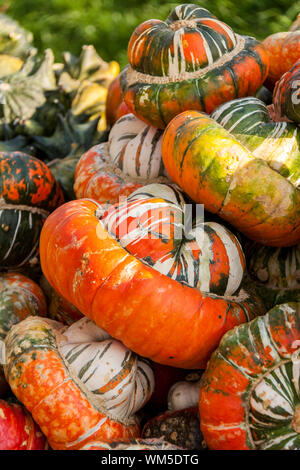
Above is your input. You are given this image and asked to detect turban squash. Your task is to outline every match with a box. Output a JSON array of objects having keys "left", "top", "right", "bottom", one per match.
[
  {"left": 161, "top": 99, "right": 300, "bottom": 246},
  {"left": 121, "top": 4, "right": 269, "bottom": 128},
  {"left": 263, "top": 25, "right": 300, "bottom": 90},
  {"left": 74, "top": 114, "right": 169, "bottom": 205},
  {"left": 0, "top": 272, "right": 47, "bottom": 397},
  {"left": 0, "top": 151, "right": 63, "bottom": 269},
  {"left": 199, "top": 302, "right": 300, "bottom": 450},
  {"left": 273, "top": 60, "right": 300, "bottom": 125},
  {"left": 40, "top": 183, "right": 264, "bottom": 369},
  {"left": 4, "top": 316, "right": 154, "bottom": 449},
  {"left": 0, "top": 399, "right": 48, "bottom": 450}
]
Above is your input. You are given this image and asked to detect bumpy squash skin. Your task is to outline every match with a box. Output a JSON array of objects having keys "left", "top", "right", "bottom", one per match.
[
  {"left": 273, "top": 61, "right": 300, "bottom": 124},
  {"left": 263, "top": 31, "right": 300, "bottom": 90},
  {"left": 161, "top": 111, "right": 300, "bottom": 246},
  {"left": 0, "top": 399, "right": 48, "bottom": 450},
  {"left": 74, "top": 143, "right": 143, "bottom": 205},
  {"left": 4, "top": 317, "right": 140, "bottom": 450},
  {"left": 0, "top": 272, "right": 47, "bottom": 397},
  {"left": 199, "top": 302, "right": 300, "bottom": 450},
  {"left": 40, "top": 199, "right": 264, "bottom": 369},
  {"left": 0, "top": 151, "right": 64, "bottom": 268},
  {"left": 122, "top": 4, "right": 269, "bottom": 129},
  {"left": 142, "top": 407, "right": 204, "bottom": 450}
]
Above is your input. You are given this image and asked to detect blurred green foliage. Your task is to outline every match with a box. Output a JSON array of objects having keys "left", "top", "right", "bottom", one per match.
[{"left": 3, "top": 0, "right": 300, "bottom": 67}]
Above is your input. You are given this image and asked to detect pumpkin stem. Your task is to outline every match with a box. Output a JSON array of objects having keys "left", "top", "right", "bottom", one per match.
[
  {"left": 169, "top": 20, "right": 197, "bottom": 31},
  {"left": 292, "top": 404, "right": 300, "bottom": 433}
]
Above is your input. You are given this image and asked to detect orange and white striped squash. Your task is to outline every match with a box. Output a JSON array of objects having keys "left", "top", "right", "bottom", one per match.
[
  {"left": 74, "top": 114, "right": 169, "bottom": 205},
  {"left": 40, "top": 184, "right": 264, "bottom": 369},
  {"left": 199, "top": 302, "right": 300, "bottom": 450},
  {"left": 101, "top": 184, "right": 246, "bottom": 296},
  {"left": 122, "top": 4, "right": 269, "bottom": 128},
  {"left": 4, "top": 316, "right": 154, "bottom": 449}
]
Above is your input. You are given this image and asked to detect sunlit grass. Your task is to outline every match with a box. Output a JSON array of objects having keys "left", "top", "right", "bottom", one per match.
[{"left": 3, "top": 0, "right": 300, "bottom": 67}]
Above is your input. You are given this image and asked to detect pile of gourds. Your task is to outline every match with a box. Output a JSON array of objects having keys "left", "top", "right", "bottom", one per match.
[{"left": 0, "top": 4, "right": 300, "bottom": 451}]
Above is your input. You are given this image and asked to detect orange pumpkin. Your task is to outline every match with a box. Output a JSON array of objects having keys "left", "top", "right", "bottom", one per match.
[
  {"left": 40, "top": 185, "right": 264, "bottom": 369},
  {"left": 263, "top": 28, "right": 300, "bottom": 90},
  {"left": 4, "top": 316, "right": 151, "bottom": 449}
]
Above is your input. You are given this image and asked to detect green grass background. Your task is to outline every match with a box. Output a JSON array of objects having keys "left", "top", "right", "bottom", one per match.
[{"left": 3, "top": 0, "right": 300, "bottom": 67}]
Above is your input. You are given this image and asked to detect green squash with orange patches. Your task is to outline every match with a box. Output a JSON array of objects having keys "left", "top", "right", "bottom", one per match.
[{"left": 0, "top": 151, "right": 63, "bottom": 268}]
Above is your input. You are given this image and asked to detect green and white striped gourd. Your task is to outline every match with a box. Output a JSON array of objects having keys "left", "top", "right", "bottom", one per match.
[
  {"left": 211, "top": 97, "right": 300, "bottom": 188},
  {"left": 60, "top": 317, "right": 154, "bottom": 420}
]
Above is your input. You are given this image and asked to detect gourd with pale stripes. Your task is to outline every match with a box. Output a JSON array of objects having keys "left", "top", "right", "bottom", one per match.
[
  {"left": 80, "top": 438, "right": 184, "bottom": 450},
  {"left": 60, "top": 317, "right": 154, "bottom": 420},
  {"left": 211, "top": 97, "right": 300, "bottom": 188},
  {"left": 122, "top": 4, "right": 269, "bottom": 127},
  {"left": 0, "top": 151, "right": 63, "bottom": 268},
  {"left": 199, "top": 302, "right": 300, "bottom": 450},
  {"left": 101, "top": 183, "right": 245, "bottom": 296},
  {"left": 74, "top": 113, "right": 168, "bottom": 204},
  {"left": 108, "top": 114, "right": 166, "bottom": 179},
  {"left": 273, "top": 61, "right": 300, "bottom": 125},
  {"left": 245, "top": 241, "right": 300, "bottom": 309}
]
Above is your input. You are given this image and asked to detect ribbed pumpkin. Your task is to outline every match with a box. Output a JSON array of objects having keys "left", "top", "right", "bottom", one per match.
[
  {"left": 0, "top": 399, "right": 48, "bottom": 450},
  {"left": 74, "top": 114, "right": 169, "bottom": 205},
  {"left": 211, "top": 97, "right": 300, "bottom": 187},
  {"left": 101, "top": 184, "right": 246, "bottom": 297},
  {"left": 122, "top": 4, "right": 269, "bottom": 128},
  {"left": 161, "top": 110, "right": 300, "bottom": 246},
  {"left": 39, "top": 185, "right": 264, "bottom": 369},
  {"left": 0, "top": 151, "right": 64, "bottom": 269},
  {"left": 245, "top": 241, "right": 300, "bottom": 310},
  {"left": 4, "top": 316, "right": 154, "bottom": 449},
  {"left": 263, "top": 28, "right": 300, "bottom": 90},
  {"left": 273, "top": 61, "right": 300, "bottom": 125},
  {"left": 0, "top": 272, "right": 47, "bottom": 397},
  {"left": 199, "top": 302, "right": 300, "bottom": 450},
  {"left": 80, "top": 438, "right": 184, "bottom": 450},
  {"left": 142, "top": 407, "right": 204, "bottom": 450}
]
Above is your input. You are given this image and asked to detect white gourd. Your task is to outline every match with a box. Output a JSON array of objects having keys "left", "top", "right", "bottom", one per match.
[{"left": 60, "top": 317, "right": 154, "bottom": 420}]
